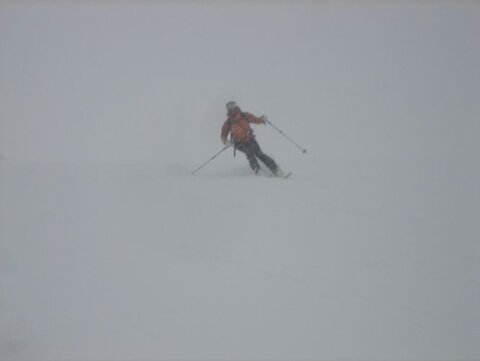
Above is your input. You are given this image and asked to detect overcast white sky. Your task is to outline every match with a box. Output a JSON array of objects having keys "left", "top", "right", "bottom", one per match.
[{"left": 1, "top": 1, "right": 479, "bottom": 163}]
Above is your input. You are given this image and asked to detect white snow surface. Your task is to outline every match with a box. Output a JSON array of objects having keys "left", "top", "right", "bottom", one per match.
[{"left": 1, "top": 2, "right": 480, "bottom": 361}]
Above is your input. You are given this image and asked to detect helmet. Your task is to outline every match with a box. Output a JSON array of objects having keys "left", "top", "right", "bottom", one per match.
[{"left": 226, "top": 101, "right": 238, "bottom": 112}]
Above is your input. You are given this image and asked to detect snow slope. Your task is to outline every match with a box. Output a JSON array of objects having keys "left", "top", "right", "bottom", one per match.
[{"left": 1, "top": 2, "right": 480, "bottom": 361}]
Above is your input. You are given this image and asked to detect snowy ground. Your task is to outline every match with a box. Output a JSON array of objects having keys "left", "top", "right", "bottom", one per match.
[
  {"left": 1, "top": 1, "right": 480, "bottom": 361},
  {"left": 2, "top": 153, "right": 479, "bottom": 361}
]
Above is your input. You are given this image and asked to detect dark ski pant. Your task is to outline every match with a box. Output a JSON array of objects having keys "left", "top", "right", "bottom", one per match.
[{"left": 235, "top": 139, "right": 278, "bottom": 174}]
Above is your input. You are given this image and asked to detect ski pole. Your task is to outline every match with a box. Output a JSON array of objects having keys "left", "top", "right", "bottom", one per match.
[
  {"left": 264, "top": 118, "right": 307, "bottom": 154},
  {"left": 191, "top": 145, "right": 230, "bottom": 175}
]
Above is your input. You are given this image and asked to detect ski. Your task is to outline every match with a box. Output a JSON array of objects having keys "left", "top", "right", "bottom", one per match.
[
  {"left": 261, "top": 169, "right": 292, "bottom": 179},
  {"left": 274, "top": 167, "right": 292, "bottom": 179},
  {"left": 255, "top": 164, "right": 291, "bottom": 179}
]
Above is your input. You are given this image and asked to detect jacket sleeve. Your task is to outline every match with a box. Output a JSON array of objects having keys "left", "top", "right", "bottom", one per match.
[
  {"left": 244, "top": 112, "right": 264, "bottom": 124},
  {"left": 221, "top": 120, "right": 231, "bottom": 143}
]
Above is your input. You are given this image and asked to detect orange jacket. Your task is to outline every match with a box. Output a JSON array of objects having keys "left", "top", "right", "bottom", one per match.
[{"left": 221, "top": 112, "right": 264, "bottom": 144}]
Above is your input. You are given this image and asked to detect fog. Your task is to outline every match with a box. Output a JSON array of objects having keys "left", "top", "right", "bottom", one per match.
[
  {"left": 1, "top": 1, "right": 479, "bottom": 361},
  {"left": 2, "top": 1, "right": 478, "bottom": 164}
]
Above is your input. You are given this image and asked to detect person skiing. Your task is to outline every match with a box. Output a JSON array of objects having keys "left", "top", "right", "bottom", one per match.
[{"left": 221, "top": 101, "right": 280, "bottom": 175}]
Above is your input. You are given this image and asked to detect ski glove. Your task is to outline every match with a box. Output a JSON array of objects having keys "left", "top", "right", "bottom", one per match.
[
  {"left": 260, "top": 115, "right": 268, "bottom": 124},
  {"left": 224, "top": 139, "right": 233, "bottom": 148}
]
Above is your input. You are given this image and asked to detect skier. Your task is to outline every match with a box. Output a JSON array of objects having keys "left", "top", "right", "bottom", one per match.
[{"left": 221, "top": 101, "right": 280, "bottom": 176}]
